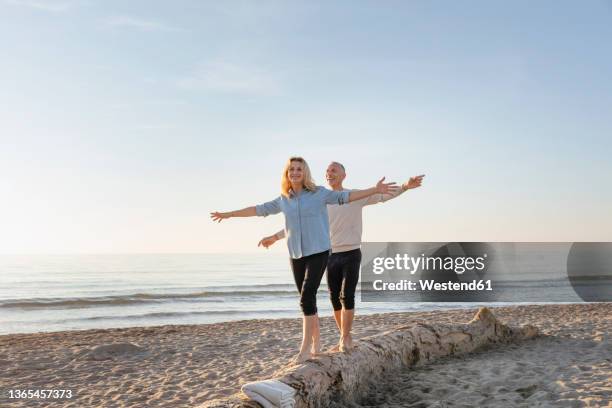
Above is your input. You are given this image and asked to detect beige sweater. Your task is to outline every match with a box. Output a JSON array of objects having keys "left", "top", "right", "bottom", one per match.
[{"left": 275, "top": 187, "right": 405, "bottom": 253}]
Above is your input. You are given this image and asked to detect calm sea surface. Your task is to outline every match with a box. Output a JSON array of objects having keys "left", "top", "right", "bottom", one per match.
[{"left": 0, "top": 253, "right": 578, "bottom": 335}]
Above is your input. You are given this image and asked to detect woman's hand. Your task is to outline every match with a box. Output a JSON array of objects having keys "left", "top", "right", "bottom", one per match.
[
  {"left": 402, "top": 174, "right": 425, "bottom": 191},
  {"left": 258, "top": 235, "right": 279, "bottom": 249},
  {"left": 210, "top": 211, "right": 231, "bottom": 223},
  {"left": 210, "top": 206, "right": 257, "bottom": 222},
  {"left": 375, "top": 177, "right": 399, "bottom": 194},
  {"left": 347, "top": 178, "right": 399, "bottom": 202}
]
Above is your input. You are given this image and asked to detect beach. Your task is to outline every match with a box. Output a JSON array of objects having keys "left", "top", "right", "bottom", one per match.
[{"left": 1, "top": 303, "right": 610, "bottom": 407}]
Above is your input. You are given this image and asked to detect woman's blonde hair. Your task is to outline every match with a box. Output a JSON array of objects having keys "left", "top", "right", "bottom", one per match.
[{"left": 281, "top": 156, "right": 317, "bottom": 197}]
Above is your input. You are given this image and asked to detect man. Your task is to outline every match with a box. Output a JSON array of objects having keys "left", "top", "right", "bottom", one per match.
[{"left": 259, "top": 162, "right": 424, "bottom": 352}]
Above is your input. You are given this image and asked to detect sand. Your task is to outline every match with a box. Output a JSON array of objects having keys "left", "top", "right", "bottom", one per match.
[{"left": 1, "top": 304, "right": 610, "bottom": 407}]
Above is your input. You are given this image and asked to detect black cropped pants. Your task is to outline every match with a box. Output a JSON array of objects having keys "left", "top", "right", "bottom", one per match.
[
  {"left": 326, "top": 248, "right": 361, "bottom": 311},
  {"left": 290, "top": 250, "right": 329, "bottom": 316}
]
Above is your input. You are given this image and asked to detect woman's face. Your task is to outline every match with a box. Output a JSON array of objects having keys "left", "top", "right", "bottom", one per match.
[{"left": 288, "top": 161, "right": 305, "bottom": 184}]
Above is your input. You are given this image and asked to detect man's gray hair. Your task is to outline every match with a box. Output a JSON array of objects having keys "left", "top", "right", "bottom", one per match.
[{"left": 330, "top": 161, "right": 345, "bottom": 172}]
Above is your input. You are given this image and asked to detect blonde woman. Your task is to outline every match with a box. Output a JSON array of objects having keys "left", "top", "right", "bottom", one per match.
[{"left": 210, "top": 157, "right": 397, "bottom": 364}]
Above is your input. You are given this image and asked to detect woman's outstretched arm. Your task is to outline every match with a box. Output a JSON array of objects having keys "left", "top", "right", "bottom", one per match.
[
  {"left": 347, "top": 177, "right": 399, "bottom": 202},
  {"left": 211, "top": 196, "right": 282, "bottom": 223},
  {"left": 363, "top": 174, "right": 425, "bottom": 206},
  {"left": 210, "top": 207, "right": 257, "bottom": 223}
]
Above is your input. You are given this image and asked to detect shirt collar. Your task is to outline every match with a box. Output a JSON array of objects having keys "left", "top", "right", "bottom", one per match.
[{"left": 289, "top": 187, "right": 307, "bottom": 197}]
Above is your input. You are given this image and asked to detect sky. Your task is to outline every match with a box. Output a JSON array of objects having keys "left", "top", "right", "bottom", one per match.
[{"left": 1, "top": 0, "right": 611, "bottom": 254}]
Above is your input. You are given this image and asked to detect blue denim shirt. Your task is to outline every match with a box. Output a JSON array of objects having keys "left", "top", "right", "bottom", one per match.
[{"left": 256, "top": 186, "right": 350, "bottom": 259}]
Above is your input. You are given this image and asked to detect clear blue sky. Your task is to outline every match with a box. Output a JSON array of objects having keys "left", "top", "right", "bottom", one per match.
[{"left": 1, "top": 0, "right": 611, "bottom": 254}]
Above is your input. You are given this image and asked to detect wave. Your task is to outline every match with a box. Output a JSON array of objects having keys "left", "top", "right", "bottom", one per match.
[
  {"left": 0, "top": 289, "right": 298, "bottom": 309},
  {"left": 54, "top": 309, "right": 292, "bottom": 322}
]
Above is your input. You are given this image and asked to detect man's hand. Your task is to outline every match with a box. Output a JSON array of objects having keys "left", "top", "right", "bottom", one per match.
[
  {"left": 402, "top": 174, "right": 425, "bottom": 191},
  {"left": 258, "top": 235, "right": 279, "bottom": 249}
]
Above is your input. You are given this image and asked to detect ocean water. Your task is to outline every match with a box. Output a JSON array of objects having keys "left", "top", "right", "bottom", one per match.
[
  {"left": 0, "top": 254, "right": 440, "bottom": 335},
  {"left": 0, "top": 253, "right": 580, "bottom": 335}
]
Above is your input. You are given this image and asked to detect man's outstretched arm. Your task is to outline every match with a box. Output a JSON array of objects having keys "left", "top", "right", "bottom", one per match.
[{"left": 258, "top": 229, "right": 285, "bottom": 249}]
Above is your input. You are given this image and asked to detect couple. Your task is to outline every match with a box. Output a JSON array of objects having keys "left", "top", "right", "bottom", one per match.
[{"left": 210, "top": 157, "right": 424, "bottom": 364}]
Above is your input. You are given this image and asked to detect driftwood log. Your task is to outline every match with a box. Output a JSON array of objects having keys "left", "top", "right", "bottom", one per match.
[{"left": 202, "top": 307, "right": 539, "bottom": 408}]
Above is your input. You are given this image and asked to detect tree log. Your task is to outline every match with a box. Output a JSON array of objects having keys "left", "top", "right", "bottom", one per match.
[{"left": 202, "top": 307, "right": 538, "bottom": 408}]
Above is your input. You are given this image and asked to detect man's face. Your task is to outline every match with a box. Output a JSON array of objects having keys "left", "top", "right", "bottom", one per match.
[{"left": 325, "top": 163, "right": 346, "bottom": 188}]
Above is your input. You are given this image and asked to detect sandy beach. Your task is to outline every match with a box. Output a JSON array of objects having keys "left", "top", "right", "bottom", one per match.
[{"left": 1, "top": 303, "right": 610, "bottom": 407}]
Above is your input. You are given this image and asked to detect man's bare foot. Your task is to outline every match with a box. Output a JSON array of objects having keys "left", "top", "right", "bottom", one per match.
[
  {"left": 339, "top": 335, "right": 354, "bottom": 352},
  {"left": 290, "top": 350, "right": 313, "bottom": 365}
]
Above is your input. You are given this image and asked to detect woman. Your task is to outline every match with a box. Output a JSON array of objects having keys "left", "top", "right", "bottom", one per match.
[{"left": 210, "top": 157, "right": 397, "bottom": 364}]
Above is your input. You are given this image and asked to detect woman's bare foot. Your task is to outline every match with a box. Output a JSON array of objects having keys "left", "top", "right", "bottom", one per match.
[
  {"left": 290, "top": 350, "right": 313, "bottom": 365},
  {"left": 311, "top": 340, "right": 321, "bottom": 356},
  {"left": 329, "top": 343, "right": 340, "bottom": 352},
  {"left": 339, "top": 335, "right": 354, "bottom": 352}
]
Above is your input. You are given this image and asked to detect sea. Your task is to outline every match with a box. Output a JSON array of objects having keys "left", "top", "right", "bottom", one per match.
[{"left": 0, "top": 252, "right": 585, "bottom": 335}]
